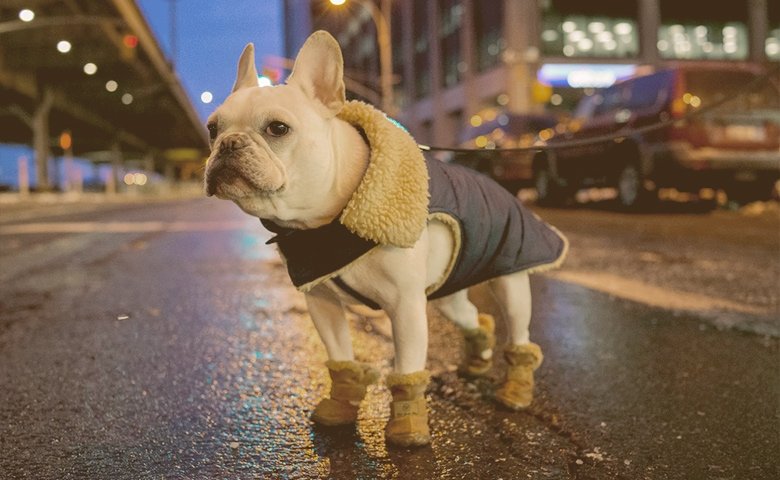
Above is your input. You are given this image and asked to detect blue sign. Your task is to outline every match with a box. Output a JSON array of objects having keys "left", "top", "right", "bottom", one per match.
[{"left": 538, "top": 63, "right": 637, "bottom": 88}]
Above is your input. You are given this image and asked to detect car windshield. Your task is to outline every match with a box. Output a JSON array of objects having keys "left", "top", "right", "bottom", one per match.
[
  {"left": 573, "top": 93, "right": 602, "bottom": 119},
  {"left": 685, "top": 70, "right": 780, "bottom": 111}
]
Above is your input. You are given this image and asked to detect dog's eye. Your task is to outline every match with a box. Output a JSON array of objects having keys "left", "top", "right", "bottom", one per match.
[
  {"left": 207, "top": 122, "right": 218, "bottom": 141},
  {"left": 266, "top": 121, "right": 290, "bottom": 137}
]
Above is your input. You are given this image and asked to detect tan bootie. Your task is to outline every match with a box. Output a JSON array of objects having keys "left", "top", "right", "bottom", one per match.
[
  {"left": 311, "top": 360, "right": 379, "bottom": 426},
  {"left": 385, "top": 370, "right": 431, "bottom": 447},
  {"left": 458, "top": 313, "right": 496, "bottom": 377},
  {"left": 495, "top": 343, "right": 543, "bottom": 410}
]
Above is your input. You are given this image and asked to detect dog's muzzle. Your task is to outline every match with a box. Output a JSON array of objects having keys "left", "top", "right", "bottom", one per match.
[
  {"left": 205, "top": 160, "right": 245, "bottom": 197},
  {"left": 205, "top": 133, "right": 284, "bottom": 197}
]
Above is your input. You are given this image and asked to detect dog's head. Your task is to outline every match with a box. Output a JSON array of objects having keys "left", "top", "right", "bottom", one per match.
[{"left": 204, "top": 31, "right": 349, "bottom": 222}]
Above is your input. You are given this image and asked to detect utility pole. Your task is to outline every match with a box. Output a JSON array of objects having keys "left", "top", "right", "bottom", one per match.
[
  {"left": 33, "top": 88, "right": 54, "bottom": 191},
  {"left": 168, "top": 0, "right": 178, "bottom": 66},
  {"left": 329, "top": 0, "right": 395, "bottom": 116}
]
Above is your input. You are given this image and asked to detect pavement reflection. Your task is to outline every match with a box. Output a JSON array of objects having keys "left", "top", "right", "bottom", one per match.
[{"left": 0, "top": 198, "right": 776, "bottom": 479}]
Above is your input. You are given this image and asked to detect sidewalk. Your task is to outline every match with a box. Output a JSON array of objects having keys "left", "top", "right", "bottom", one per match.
[
  {"left": 0, "top": 184, "right": 205, "bottom": 223},
  {"left": 0, "top": 182, "right": 204, "bottom": 205}
]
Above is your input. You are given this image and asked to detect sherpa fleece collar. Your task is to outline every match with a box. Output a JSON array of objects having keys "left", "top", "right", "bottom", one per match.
[{"left": 337, "top": 101, "right": 429, "bottom": 248}]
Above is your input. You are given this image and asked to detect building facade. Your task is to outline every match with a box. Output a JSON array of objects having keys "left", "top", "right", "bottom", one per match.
[{"left": 283, "top": 0, "right": 778, "bottom": 147}]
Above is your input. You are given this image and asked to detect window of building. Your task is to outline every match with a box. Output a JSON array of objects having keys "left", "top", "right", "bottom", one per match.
[
  {"left": 473, "top": 0, "right": 503, "bottom": 72},
  {"left": 331, "top": 6, "right": 383, "bottom": 104},
  {"left": 658, "top": 0, "right": 749, "bottom": 60},
  {"left": 413, "top": 1, "right": 431, "bottom": 98},
  {"left": 539, "top": 0, "right": 639, "bottom": 59},
  {"left": 439, "top": 0, "right": 464, "bottom": 88}
]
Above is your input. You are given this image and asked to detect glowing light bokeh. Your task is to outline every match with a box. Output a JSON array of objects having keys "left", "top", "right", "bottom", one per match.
[
  {"left": 19, "top": 9, "right": 35, "bottom": 22},
  {"left": 57, "top": 41, "right": 72, "bottom": 53}
]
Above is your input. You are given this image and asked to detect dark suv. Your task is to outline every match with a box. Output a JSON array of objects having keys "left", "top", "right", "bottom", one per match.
[{"left": 533, "top": 64, "right": 780, "bottom": 207}]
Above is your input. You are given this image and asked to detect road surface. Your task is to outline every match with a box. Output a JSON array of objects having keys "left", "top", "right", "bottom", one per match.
[{"left": 1, "top": 196, "right": 777, "bottom": 479}]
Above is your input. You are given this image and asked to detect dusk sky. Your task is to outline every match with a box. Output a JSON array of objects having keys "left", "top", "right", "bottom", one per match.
[
  {"left": 0, "top": 1, "right": 285, "bottom": 187},
  {"left": 136, "top": 0, "right": 285, "bottom": 122}
]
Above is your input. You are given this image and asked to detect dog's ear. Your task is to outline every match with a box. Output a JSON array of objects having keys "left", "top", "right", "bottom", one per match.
[
  {"left": 286, "top": 30, "right": 345, "bottom": 117},
  {"left": 232, "top": 43, "right": 259, "bottom": 93}
]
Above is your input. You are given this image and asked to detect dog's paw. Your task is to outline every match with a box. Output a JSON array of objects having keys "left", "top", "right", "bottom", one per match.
[{"left": 311, "top": 398, "right": 360, "bottom": 426}]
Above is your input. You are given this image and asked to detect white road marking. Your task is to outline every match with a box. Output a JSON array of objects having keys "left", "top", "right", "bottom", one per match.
[
  {"left": 546, "top": 270, "right": 770, "bottom": 316},
  {"left": 3, "top": 219, "right": 772, "bottom": 325},
  {"left": 0, "top": 221, "right": 255, "bottom": 234}
]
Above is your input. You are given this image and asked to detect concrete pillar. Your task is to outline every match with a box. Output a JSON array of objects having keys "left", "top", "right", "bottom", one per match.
[
  {"left": 108, "top": 143, "right": 122, "bottom": 195},
  {"left": 429, "top": 0, "right": 446, "bottom": 146},
  {"left": 164, "top": 162, "right": 176, "bottom": 191},
  {"left": 379, "top": 0, "right": 395, "bottom": 116},
  {"left": 18, "top": 156, "right": 30, "bottom": 197},
  {"left": 748, "top": 0, "right": 769, "bottom": 62},
  {"left": 61, "top": 130, "right": 74, "bottom": 192},
  {"left": 504, "top": 0, "right": 541, "bottom": 114},
  {"left": 32, "top": 88, "right": 54, "bottom": 191},
  {"left": 638, "top": 0, "right": 662, "bottom": 66},
  {"left": 72, "top": 167, "right": 83, "bottom": 194},
  {"left": 461, "top": 0, "right": 479, "bottom": 119},
  {"left": 143, "top": 151, "right": 155, "bottom": 174},
  {"left": 400, "top": 0, "right": 415, "bottom": 122},
  {"left": 63, "top": 150, "right": 74, "bottom": 193}
]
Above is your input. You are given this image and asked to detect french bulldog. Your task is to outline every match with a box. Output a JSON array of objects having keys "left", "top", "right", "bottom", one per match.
[{"left": 204, "top": 31, "right": 567, "bottom": 447}]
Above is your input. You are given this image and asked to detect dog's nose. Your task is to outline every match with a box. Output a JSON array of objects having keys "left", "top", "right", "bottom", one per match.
[{"left": 219, "top": 133, "right": 249, "bottom": 152}]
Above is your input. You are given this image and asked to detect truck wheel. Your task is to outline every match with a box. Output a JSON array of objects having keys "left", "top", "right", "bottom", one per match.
[
  {"left": 727, "top": 180, "right": 777, "bottom": 205},
  {"left": 617, "top": 163, "right": 653, "bottom": 209},
  {"left": 534, "top": 163, "right": 565, "bottom": 206}
]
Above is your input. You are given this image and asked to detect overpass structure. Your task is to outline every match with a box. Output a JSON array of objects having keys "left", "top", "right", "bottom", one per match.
[{"left": 0, "top": 0, "right": 208, "bottom": 190}]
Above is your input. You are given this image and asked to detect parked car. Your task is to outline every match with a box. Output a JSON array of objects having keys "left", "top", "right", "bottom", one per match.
[
  {"left": 454, "top": 112, "right": 558, "bottom": 193},
  {"left": 532, "top": 63, "right": 780, "bottom": 207}
]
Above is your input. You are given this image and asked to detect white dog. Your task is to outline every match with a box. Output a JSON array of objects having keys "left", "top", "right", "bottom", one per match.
[{"left": 204, "top": 31, "right": 567, "bottom": 447}]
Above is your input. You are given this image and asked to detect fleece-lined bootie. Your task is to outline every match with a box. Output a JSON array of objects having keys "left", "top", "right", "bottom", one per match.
[
  {"left": 385, "top": 370, "right": 431, "bottom": 447},
  {"left": 458, "top": 313, "right": 496, "bottom": 377},
  {"left": 311, "top": 360, "right": 379, "bottom": 426},
  {"left": 495, "top": 343, "right": 543, "bottom": 410}
]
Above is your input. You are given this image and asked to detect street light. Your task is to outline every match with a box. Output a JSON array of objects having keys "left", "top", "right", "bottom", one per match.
[
  {"left": 329, "top": 0, "right": 394, "bottom": 115},
  {"left": 19, "top": 9, "right": 35, "bottom": 22}
]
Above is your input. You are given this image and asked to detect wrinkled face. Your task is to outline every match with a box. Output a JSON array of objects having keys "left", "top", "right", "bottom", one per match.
[
  {"left": 204, "top": 84, "right": 330, "bottom": 201},
  {"left": 203, "top": 32, "right": 347, "bottom": 222}
]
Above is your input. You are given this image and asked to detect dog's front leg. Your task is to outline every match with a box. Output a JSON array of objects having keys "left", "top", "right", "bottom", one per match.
[
  {"left": 345, "top": 241, "right": 432, "bottom": 447},
  {"left": 306, "top": 285, "right": 378, "bottom": 426},
  {"left": 306, "top": 284, "right": 353, "bottom": 361},
  {"left": 384, "top": 293, "right": 429, "bottom": 375},
  {"left": 381, "top": 291, "right": 432, "bottom": 447}
]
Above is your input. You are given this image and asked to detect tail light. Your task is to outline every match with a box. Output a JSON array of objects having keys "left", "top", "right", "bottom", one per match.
[
  {"left": 670, "top": 71, "right": 687, "bottom": 119},
  {"left": 667, "top": 71, "right": 689, "bottom": 142},
  {"left": 671, "top": 98, "right": 687, "bottom": 118}
]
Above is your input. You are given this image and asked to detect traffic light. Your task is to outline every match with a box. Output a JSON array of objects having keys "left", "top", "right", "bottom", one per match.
[
  {"left": 121, "top": 34, "right": 138, "bottom": 61},
  {"left": 261, "top": 67, "right": 280, "bottom": 84},
  {"left": 59, "top": 130, "right": 72, "bottom": 152}
]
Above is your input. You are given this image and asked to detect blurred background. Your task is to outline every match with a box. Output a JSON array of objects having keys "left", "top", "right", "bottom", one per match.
[
  {"left": 0, "top": 0, "right": 777, "bottom": 207},
  {"left": 1, "top": 3, "right": 778, "bottom": 477},
  {"left": 0, "top": 0, "right": 283, "bottom": 196}
]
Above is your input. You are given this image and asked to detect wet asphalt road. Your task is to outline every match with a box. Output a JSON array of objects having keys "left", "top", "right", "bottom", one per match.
[{"left": 0, "top": 197, "right": 777, "bottom": 479}]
